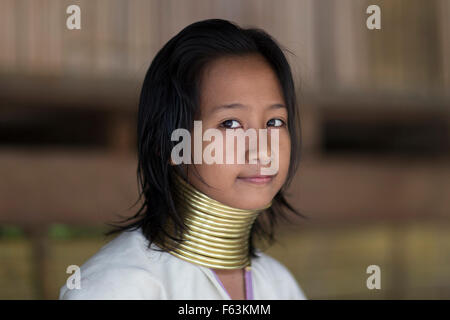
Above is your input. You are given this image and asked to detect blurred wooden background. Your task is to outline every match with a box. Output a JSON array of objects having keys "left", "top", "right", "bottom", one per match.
[{"left": 0, "top": 0, "right": 449, "bottom": 299}]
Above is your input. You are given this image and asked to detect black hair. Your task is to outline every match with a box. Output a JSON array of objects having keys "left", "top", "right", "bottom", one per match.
[{"left": 105, "top": 18, "right": 308, "bottom": 258}]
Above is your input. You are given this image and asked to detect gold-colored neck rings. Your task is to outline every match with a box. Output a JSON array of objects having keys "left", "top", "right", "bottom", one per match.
[{"left": 161, "top": 171, "right": 272, "bottom": 270}]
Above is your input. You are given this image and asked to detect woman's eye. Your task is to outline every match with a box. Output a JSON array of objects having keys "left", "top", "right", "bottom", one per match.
[
  {"left": 267, "top": 118, "right": 286, "bottom": 127},
  {"left": 219, "top": 119, "right": 241, "bottom": 129}
]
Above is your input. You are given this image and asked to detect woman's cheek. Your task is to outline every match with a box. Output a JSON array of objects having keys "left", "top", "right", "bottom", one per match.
[
  {"left": 278, "top": 131, "right": 291, "bottom": 177},
  {"left": 204, "top": 132, "right": 240, "bottom": 182}
]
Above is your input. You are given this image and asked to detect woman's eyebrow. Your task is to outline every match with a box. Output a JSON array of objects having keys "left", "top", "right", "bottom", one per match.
[{"left": 210, "top": 103, "right": 286, "bottom": 114}]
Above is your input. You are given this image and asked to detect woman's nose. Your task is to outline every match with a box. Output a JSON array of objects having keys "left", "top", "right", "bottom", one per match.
[{"left": 246, "top": 129, "right": 273, "bottom": 165}]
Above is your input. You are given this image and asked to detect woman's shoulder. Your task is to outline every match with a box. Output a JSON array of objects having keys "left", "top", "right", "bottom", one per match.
[
  {"left": 252, "top": 249, "right": 308, "bottom": 300},
  {"left": 58, "top": 228, "right": 178, "bottom": 299}
]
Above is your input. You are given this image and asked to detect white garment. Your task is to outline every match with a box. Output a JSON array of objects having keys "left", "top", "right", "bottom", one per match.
[{"left": 59, "top": 227, "right": 307, "bottom": 300}]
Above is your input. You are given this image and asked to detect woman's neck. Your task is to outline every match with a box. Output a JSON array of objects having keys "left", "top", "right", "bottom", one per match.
[{"left": 159, "top": 170, "right": 272, "bottom": 270}]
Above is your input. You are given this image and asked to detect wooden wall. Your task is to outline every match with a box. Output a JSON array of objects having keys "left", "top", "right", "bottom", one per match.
[
  {"left": 0, "top": 0, "right": 449, "bottom": 300},
  {"left": 0, "top": 0, "right": 448, "bottom": 97}
]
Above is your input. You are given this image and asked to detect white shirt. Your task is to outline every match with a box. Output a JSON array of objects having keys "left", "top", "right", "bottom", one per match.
[{"left": 59, "top": 227, "right": 307, "bottom": 300}]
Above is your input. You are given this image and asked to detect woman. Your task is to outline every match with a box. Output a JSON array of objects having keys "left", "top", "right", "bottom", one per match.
[{"left": 60, "top": 18, "right": 308, "bottom": 300}]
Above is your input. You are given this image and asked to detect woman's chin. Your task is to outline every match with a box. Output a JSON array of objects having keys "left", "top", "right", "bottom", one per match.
[{"left": 228, "top": 195, "right": 274, "bottom": 211}]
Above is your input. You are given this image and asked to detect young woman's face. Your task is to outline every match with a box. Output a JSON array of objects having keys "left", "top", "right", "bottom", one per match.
[{"left": 186, "top": 54, "right": 291, "bottom": 210}]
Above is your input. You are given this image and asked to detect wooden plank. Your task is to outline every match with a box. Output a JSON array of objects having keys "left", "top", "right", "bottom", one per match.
[
  {"left": 0, "top": 150, "right": 448, "bottom": 225},
  {"left": 286, "top": 154, "right": 450, "bottom": 226},
  {"left": 0, "top": 74, "right": 140, "bottom": 111}
]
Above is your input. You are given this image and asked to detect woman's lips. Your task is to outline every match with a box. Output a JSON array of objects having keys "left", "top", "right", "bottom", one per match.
[{"left": 237, "top": 174, "right": 276, "bottom": 184}]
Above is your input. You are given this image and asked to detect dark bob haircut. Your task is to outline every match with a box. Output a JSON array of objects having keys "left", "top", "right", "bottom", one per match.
[{"left": 106, "top": 18, "right": 308, "bottom": 258}]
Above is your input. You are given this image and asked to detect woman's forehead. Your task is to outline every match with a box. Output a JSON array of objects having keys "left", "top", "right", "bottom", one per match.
[{"left": 198, "top": 55, "right": 284, "bottom": 114}]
